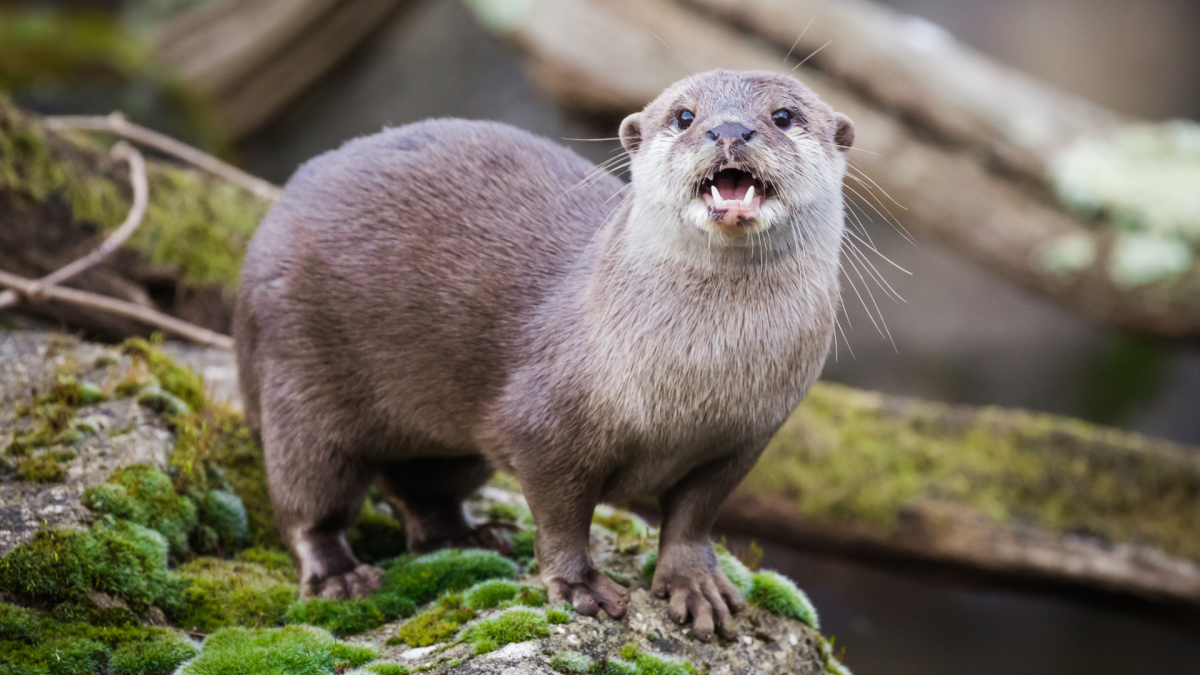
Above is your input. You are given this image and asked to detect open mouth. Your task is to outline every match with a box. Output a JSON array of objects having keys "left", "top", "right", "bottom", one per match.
[{"left": 699, "top": 164, "right": 768, "bottom": 226}]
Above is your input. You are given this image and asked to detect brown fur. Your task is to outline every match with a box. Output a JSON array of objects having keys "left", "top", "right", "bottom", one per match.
[{"left": 235, "top": 69, "right": 854, "bottom": 638}]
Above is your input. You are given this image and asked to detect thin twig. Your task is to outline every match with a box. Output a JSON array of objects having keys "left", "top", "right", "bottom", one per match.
[
  {"left": 45, "top": 112, "right": 283, "bottom": 202},
  {"left": 0, "top": 269, "right": 234, "bottom": 351},
  {"left": 28, "top": 142, "right": 149, "bottom": 298}
]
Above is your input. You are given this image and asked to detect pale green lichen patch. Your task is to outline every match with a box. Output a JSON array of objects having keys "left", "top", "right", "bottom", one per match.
[
  {"left": 1051, "top": 121, "right": 1200, "bottom": 242},
  {"left": 744, "top": 382, "right": 1200, "bottom": 563},
  {"left": 1108, "top": 232, "right": 1193, "bottom": 288}
]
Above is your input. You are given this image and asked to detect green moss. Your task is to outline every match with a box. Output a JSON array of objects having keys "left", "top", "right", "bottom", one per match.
[
  {"left": 110, "top": 631, "right": 199, "bottom": 675},
  {"left": 745, "top": 382, "right": 1200, "bottom": 564},
  {"left": 1, "top": 635, "right": 111, "bottom": 675},
  {"left": 395, "top": 593, "right": 476, "bottom": 647},
  {"left": 14, "top": 454, "right": 65, "bottom": 483},
  {"left": 716, "top": 550, "right": 753, "bottom": 597},
  {"left": 748, "top": 571, "right": 819, "bottom": 629},
  {"left": 508, "top": 529, "right": 536, "bottom": 564},
  {"left": 0, "top": 520, "right": 186, "bottom": 616},
  {"left": 487, "top": 503, "right": 521, "bottom": 521},
  {"left": 177, "top": 558, "right": 298, "bottom": 632},
  {"left": 462, "top": 607, "right": 550, "bottom": 654},
  {"left": 464, "top": 579, "right": 520, "bottom": 609},
  {"left": 381, "top": 549, "right": 517, "bottom": 606},
  {"left": 0, "top": 603, "right": 39, "bottom": 640},
  {"left": 178, "top": 625, "right": 378, "bottom": 675},
  {"left": 551, "top": 651, "right": 593, "bottom": 673},
  {"left": 285, "top": 598, "right": 385, "bottom": 638},
  {"left": 348, "top": 499, "right": 407, "bottom": 564},
  {"left": 590, "top": 658, "right": 638, "bottom": 675},
  {"left": 123, "top": 338, "right": 206, "bottom": 413},
  {"left": 235, "top": 547, "right": 294, "bottom": 573},
  {"left": 84, "top": 464, "right": 199, "bottom": 559},
  {"left": 618, "top": 645, "right": 697, "bottom": 675},
  {"left": 592, "top": 505, "right": 650, "bottom": 540},
  {"left": 546, "top": 606, "right": 571, "bottom": 624},
  {"left": 348, "top": 664, "right": 411, "bottom": 675},
  {"left": 195, "top": 489, "right": 250, "bottom": 550},
  {"left": 0, "top": 95, "right": 255, "bottom": 290}
]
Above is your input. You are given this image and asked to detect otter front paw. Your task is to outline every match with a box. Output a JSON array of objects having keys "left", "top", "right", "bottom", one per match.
[
  {"left": 545, "top": 567, "right": 630, "bottom": 618},
  {"left": 652, "top": 545, "right": 745, "bottom": 641},
  {"left": 301, "top": 564, "right": 384, "bottom": 599}
]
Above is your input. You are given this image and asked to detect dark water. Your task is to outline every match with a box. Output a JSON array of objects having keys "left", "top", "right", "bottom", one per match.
[{"left": 722, "top": 535, "right": 1200, "bottom": 675}]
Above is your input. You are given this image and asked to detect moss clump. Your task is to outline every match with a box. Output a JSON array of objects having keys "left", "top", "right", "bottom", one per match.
[
  {"left": 746, "top": 382, "right": 1200, "bottom": 564},
  {"left": 14, "top": 454, "right": 65, "bottom": 483},
  {"left": 123, "top": 338, "right": 206, "bottom": 413},
  {"left": 0, "top": 601, "right": 197, "bottom": 675},
  {"left": 487, "top": 503, "right": 521, "bottom": 521},
  {"left": 348, "top": 499, "right": 406, "bottom": 564},
  {"left": 715, "top": 549, "right": 754, "bottom": 596},
  {"left": 109, "top": 631, "right": 199, "bottom": 675},
  {"left": 84, "top": 464, "right": 199, "bottom": 559},
  {"left": 5, "top": 374, "right": 106, "bottom": 457},
  {"left": 381, "top": 549, "right": 517, "bottom": 607},
  {"left": 592, "top": 505, "right": 651, "bottom": 540},
  {"left": 748, "top": 571, "right": 819, "bottom": 629},
  {"left": 546, "top": 606, "right": 571, "bottom": 624},
  {"left": 394, "top": 593, "right": 476, "bottom": 647},
  {"left": 464, "top": 579, "right": 520, "bottom": 610},
  {"left": 285, "top": 598, "right": 386, "bottom": 638},
  {"left": 194, "top": 489, "right": 250, "bottom": 551},
  {"left": 178, "top": 625, "right": 377, "bottom": 675},
  {"left": 551, "top": 650, "right": 593, "bottom": 673},
  {"left": 0, "top": 520, "right": 186, "bottom": 617},
  {"left": 462, "top": 607, "right": 550, "bottom": 654},
  {"left": 617, "top": 645, "right": 697, "bottom": 675},
  {"left": 235, "top": 547, "right": 294, "bottom": 572},
  {"left": 347, "top": 664, "right": 412, "bottom": 675},
  {"left": 508, "top": 529, "right": 536, "bottom": 564},
  {"left": 177, "top": 558, "right": 298, "bottom": 632}
]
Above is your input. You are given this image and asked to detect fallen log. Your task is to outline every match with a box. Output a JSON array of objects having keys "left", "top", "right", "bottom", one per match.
[
  {"left": 0, "top": 96, "right": 270, "bottom": 338},
  {"left": 721, "top": 383, "right": 1200, "bottom": 608},
  {"left": 464, "top": 0, "right": 1200, "bottom": 340}
]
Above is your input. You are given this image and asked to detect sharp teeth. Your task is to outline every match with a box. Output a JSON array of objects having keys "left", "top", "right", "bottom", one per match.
[
  {"left": 742, "top": 185, "right": 755, "bottom": 206},
  {"left": 710, "top": 185, "right": 725, "bottom": 207}
]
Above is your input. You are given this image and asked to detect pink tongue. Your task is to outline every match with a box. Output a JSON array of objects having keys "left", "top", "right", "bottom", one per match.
[{"left": 716, "top": 174, "right": 752, "bottom": 201}]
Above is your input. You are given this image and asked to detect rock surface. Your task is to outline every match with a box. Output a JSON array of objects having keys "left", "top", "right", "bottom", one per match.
[{"left": 0, "top": 332, "right": 174, "bottom": 555}]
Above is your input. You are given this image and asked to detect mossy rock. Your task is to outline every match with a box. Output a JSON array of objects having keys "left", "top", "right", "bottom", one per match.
[{"left": 178, "top": 625, "right": 379, "bottom": 675}]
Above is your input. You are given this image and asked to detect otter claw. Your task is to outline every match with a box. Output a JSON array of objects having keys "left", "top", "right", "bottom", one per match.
[
  {"left": 545, "top": 569, "right": 630, "bottom": 619},
  {"left": 303, "top": 563, "right": 384, "bottom": 600}
]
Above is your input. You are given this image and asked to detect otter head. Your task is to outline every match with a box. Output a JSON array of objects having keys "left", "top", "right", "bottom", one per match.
[{"left": 619, "top": 69, "right": 855, "bottom": 245}]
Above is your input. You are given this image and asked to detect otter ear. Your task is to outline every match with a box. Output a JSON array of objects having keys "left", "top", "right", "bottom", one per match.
[
  {"left": 833, "top": 113, "right": 855, "bottom": 152},
  {"left": 619, "top": 113, "right": 643, "bottom": 155}
]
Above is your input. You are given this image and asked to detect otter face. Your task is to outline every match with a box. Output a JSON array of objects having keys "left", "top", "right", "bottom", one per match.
[{"left": 619, "top": 70, "right": 855, "bottom": 243}]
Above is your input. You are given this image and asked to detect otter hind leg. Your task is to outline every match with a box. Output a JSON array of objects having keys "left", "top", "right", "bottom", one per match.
[
  {"left": 377, "top": 454, "right": 509, "bottom": 554},
  {"left": 263, "top": 415, "right": 384, "bottom": 599}
]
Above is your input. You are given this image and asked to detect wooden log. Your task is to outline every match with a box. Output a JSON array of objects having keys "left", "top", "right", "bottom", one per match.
[
  {"left": 718, "top": 383, "right": 1200, "bottom": 608},
  {"left": 155, "top": 0, "right": 409, "bottom": 139}
]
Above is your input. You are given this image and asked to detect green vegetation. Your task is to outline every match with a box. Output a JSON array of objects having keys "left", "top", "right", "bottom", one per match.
[
  {"left": 110, "top": 631, "right": 200, "bottom": 675},
  {"left": 550, "top": 650, "right": 593, "bottom": 673},
  {"left": 748, "top": 571, "right": 819, "bottom": 629},
  {"left": 546, "top": 606, "right": 571, "bottom": 624},
  {"left": 0, "top": 95, "right": 267, "bottom": 292},
  {"left": 382, "top": 549, "right": 518, "bottom": 606},
  {"left": 393, "top": 592, "right": 476, "bottom": 647},
  {"left": 486, "top": 502, "right": 521, "bottom": 521},
  {"left": 592, "top": 505, "right": 651, "bottom": 540},
  {"left": 14, "top": 454, "right": 65, "bottom": 483},
  {"left": 348, "top": 499, "right": 407, "bottom": 564},
  {"left": 178, "top": 626, "right": 377, "bottom": 675},
  {"left": 177, "top": 558, "right": 297, "bottom": 632},
  {"left": 462, "top": 607, "right": 550, "bottom": 654},
  {"left": 617, "top": 645, "right": 697, "bottom": 675},
  {"left": 0, "top": 520, "right": 186, "bottom": 616},
  {"left": 747, "top": 381, "right": 1200, "bottom": 563},
  {"left": 84, "top": 464, "right": 199, "bottom": 559}
]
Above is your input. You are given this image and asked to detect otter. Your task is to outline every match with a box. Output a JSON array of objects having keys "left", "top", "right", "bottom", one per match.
[{"left": 234, "top": 69, "right": 854, "bottom": 641}]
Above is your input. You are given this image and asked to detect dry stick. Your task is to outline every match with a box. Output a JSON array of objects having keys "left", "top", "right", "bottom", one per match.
[
  {"left": 0, "top": 140, "right": 235, "bottom": 350},
  {"left": 0, "top": 269, "right": 234, "bottom": 350},
  {"left": 44, "top": 112, "right": 283, "bottom": 202},
  {"left": 31, "top": 142, "right": 150, "bottom": 297}
]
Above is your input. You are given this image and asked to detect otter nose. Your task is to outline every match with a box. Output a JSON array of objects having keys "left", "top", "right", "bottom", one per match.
[{"left": 706, "top": 122, "right": 755, "bottom": 144}]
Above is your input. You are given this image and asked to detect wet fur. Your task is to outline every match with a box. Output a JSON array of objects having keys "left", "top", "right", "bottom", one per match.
[{"left": 236, "top": 69, "right": 853, "bottom": 634}]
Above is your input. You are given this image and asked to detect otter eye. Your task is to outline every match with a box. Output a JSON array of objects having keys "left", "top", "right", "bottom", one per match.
[
  {"left": 675, "top": 110, "right": 694, "bottom": 130},
  {"left": 772, "top": 109, "right": 793, "bottom": 130}
]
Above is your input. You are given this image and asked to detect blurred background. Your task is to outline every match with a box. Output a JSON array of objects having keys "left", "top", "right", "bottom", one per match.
[{"left": 3, "top": 0, "right": 1200, "bottom": 672}]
